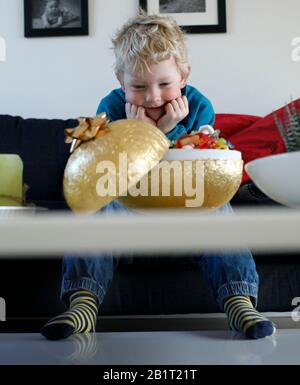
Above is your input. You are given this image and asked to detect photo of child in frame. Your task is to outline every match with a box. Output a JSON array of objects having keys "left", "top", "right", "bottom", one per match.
[
  {"left": 32, "top": 0, "right": 81, "bottom": 29},
  {"left": 159, "top": 0, "right": 206, "bottom": 14}
]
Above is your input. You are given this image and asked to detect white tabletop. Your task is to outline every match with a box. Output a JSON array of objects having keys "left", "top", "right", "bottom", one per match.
[
  {"left": 0, "top": 207, "right": 299, "bottom": 256},
  {"left": 0, "top": 329, "right": 299, "bottom": 365}
]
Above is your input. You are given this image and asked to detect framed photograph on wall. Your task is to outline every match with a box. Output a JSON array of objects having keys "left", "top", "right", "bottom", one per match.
[
  {"left": 24, "top": 0, "right": 89, "bottom": 37},
  {"left": 139, "top": 0, "right": 226, "bottom": 34}
]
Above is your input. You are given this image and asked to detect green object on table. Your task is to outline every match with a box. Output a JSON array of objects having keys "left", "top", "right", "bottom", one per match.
[{"left": 0, "top": 154, "right": 23, "bottom": 206}]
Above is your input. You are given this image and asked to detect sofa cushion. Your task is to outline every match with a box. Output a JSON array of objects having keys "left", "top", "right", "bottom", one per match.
[
  {"left": 227, "top": 99, "right": 300, "bottom": 184},
  {"left": 214, "top": 113, "right": 261, "bottom": 139},
  {"left": 0, "top": 115, "right": 75, "bottom": 201}
]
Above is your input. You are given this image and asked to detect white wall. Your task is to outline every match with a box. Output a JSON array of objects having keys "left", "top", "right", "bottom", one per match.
[{"left": 0, "top": 0, "right": 299, "bottom": 119}]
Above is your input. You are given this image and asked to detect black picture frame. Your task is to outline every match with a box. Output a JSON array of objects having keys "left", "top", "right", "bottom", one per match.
[
  {"left": 139, "top": 0, "right": 226, "bottom": 34},
  {"left": 24, "top": 0, "right": 89, "bottom": 37}
]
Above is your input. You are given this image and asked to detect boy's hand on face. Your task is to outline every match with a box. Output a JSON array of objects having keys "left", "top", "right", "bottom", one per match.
[
  {"left": 157, "top": 96, "right": 189, "bottom": 134},
  {"left": 125, "top": 103, "right": 156, "bottom": 126}
]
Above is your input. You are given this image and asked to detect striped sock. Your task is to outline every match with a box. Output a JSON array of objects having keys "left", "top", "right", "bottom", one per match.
[
  {"left": 41, "top": 290, "right": 98, "bottom": 340},
  {"left": 223, "top": 295, "right": 276, "bottom": 339}
]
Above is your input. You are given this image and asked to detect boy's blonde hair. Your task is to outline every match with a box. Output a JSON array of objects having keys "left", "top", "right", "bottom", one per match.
[{"left": 112, "top": 11, "right": 189, "bottom": 79}]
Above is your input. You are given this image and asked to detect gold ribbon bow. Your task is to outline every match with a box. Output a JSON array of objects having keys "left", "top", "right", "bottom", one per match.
[{"left": 64, "top": 112, "right": 110, "bottom": 153}]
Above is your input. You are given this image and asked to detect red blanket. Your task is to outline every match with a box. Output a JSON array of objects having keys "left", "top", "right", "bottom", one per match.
[{"left": 214, "top": 99, "right": 300, "bottom": 184}]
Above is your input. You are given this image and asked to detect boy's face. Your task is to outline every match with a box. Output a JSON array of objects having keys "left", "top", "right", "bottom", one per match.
[{"left": 119, "top": 57, "right": 189, "bottom": 122}]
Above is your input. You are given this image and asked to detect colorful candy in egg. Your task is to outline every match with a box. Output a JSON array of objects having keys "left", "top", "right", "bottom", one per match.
[{"left": 171, "top": 125, "right": 234, "bottom": 150}]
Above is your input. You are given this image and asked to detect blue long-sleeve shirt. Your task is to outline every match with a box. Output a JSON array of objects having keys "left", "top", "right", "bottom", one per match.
[{"left": 96, "top": 84, "right": 215, "bottom": 142}]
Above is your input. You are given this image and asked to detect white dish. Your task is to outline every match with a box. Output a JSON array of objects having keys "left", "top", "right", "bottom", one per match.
[{"left": 245, "top": 151, "right": 300, "bottom": 207}]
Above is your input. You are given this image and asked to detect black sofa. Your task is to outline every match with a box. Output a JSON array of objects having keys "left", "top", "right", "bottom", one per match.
[{"left": 0, "top": 114, "right": 299, "bottom": 332}]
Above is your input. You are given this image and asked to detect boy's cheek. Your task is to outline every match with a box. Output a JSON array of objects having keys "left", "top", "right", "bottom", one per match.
[
  {"left": 124, "top": 92, "right": 143, "bottom": 106},
  {"left": 164, "top": 88, "right": 182, "bottom": 102}
]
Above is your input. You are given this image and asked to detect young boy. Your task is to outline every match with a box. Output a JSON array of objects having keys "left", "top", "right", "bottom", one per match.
[{"left": 41, "top": 12, "right": 275, "bottom": 341}]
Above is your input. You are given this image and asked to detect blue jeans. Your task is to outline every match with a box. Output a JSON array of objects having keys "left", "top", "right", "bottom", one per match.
[{"left": 61, "top": 201, "right": 259, "bottom": 311}]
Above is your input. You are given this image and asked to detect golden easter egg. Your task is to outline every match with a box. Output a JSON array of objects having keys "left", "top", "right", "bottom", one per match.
[{"left": 63, "top": 117, "right": 170, "bottom": 214}]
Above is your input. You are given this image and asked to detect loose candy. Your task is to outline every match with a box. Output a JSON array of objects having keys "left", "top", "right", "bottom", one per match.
[{"left": 173, "top": 126, "right": 233, "bottom": 150}]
